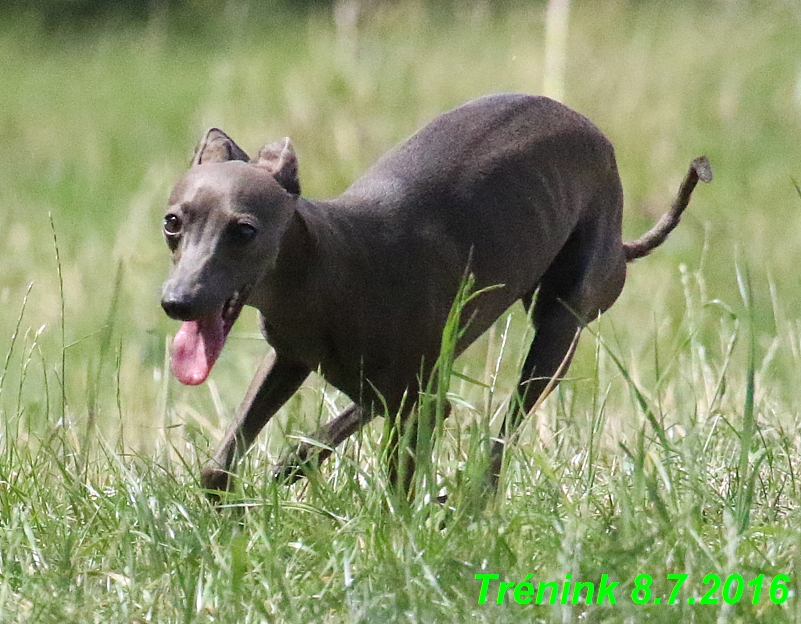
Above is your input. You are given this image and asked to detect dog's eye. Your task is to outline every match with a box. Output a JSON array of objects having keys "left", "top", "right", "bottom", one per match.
[
  {"left": 229, "top": 222, "right": 259, "bottom": 244},
  {"left": 164, "top": 214, "right": 182, "bottom": 237}
]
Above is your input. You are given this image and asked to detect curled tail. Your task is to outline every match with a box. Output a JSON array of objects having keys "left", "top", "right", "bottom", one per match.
[{"left": 623, "top": 156, "right": 713, "bottom": 262}]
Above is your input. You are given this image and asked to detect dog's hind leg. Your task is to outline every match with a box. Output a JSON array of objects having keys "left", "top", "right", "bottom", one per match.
[
  {"left": 488, "top": 291, "right": 583, "bottom": 486},
  {"left": 489, "top": 212, "right": 627, "bottom": 490}
]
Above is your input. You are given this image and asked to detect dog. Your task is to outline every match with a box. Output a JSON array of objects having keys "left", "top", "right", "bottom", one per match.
[{"left": 160, "top": 93, "right": 711, "bottom": 498}]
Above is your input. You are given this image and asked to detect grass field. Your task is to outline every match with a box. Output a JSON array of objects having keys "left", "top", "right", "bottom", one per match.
[{"left": 2, "top": 0, "right": 801, "bottom": 621}]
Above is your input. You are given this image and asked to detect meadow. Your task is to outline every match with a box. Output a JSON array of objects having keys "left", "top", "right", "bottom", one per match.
[{"left": 1, "top": 0, "right": 801, "bottom": 621}]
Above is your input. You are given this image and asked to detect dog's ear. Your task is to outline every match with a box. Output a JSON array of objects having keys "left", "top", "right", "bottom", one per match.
[
  {"left": 255, "top": 137, "right": 301, "bottom": 196},
  {"left": 192, "top": 128, "right": 250, "bottom": 166}
]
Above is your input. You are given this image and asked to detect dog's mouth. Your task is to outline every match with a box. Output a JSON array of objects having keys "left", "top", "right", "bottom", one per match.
[{"left": 169, "top": 285, "right": 252, "bottom": 386}]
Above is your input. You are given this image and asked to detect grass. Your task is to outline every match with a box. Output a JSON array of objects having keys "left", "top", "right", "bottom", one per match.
[{"left": 2, "top": 0, "right": 801, "bottom": 621}]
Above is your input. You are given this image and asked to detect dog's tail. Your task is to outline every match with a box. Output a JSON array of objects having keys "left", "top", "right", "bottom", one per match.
[{"left": 623, "top": 156, "right": 712, "bottom": 262}]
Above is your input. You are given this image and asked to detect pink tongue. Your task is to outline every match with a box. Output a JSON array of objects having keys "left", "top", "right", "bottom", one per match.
[{"left": 170, "top": 316, "right": 226, "bottom": 386}]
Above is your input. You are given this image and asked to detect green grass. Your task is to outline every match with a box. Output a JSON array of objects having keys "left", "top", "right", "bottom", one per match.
[{"left": 2, "top": 1, "right": 801, "bottom": 621}]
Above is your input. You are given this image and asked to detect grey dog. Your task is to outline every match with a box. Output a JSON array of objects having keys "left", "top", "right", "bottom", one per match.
[{"left": 160, "top": 93, "right": 711, "bottom": 498}]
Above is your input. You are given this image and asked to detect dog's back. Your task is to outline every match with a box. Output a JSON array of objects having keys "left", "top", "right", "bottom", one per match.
[{"left": 319, "top": 94, "right": 625, "bottom": 359}]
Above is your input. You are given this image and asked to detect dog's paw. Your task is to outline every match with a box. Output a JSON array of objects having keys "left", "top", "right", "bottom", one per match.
[
  {"left": 271, "top": 441, "right": 319, "bottom": 483},
  {"left": 271, "top": 458, "right": 307, "bottom": 484},
  {"left": 200, "top": 465, "right": 233, "bottom": 503}
]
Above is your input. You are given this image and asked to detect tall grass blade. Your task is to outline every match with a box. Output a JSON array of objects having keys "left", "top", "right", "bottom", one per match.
[
  {"left": 49, "top": 213, "right": 67, "bottom": 429},
  {"left": 81, "top": 261, "right": 124, "bottom": 474},
  {"left": 585, "top": 323, "right": 672, "bottom": 454},
  {"left": 734, "top": 261, "right": 758, "bottom": 534},
  {"left": 0, "top": 283, "right": 33, "bottom": 403}
]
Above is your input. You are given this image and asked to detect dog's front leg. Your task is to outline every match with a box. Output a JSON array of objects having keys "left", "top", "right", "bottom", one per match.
[{"left": 201, "top": 351, "right": 310, "bottom": 498}]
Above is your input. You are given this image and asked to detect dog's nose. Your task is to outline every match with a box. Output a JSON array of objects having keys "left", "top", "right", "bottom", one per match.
[{"left": 161, "top": 296, "right": 195, "bottom": 321}]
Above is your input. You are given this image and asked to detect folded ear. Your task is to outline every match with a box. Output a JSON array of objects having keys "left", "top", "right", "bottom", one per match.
[
  {"left": 255, "top": 137, "right": 301, "bottom": 195},
  {"left": 192, "top": 128, "right": 250, "bottom": 166}
]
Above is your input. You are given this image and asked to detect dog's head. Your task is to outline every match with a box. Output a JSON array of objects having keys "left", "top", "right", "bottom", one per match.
[{"left": 161, "top": 129, "right": 301, "bottom": 385}]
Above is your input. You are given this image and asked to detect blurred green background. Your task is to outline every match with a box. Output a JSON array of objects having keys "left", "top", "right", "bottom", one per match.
[
  {"left": 4, "top": 3, "right": 801, "bottom": 622},
  {"left": 1, "top": 0, "right": 800, "bottom": 454}
]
